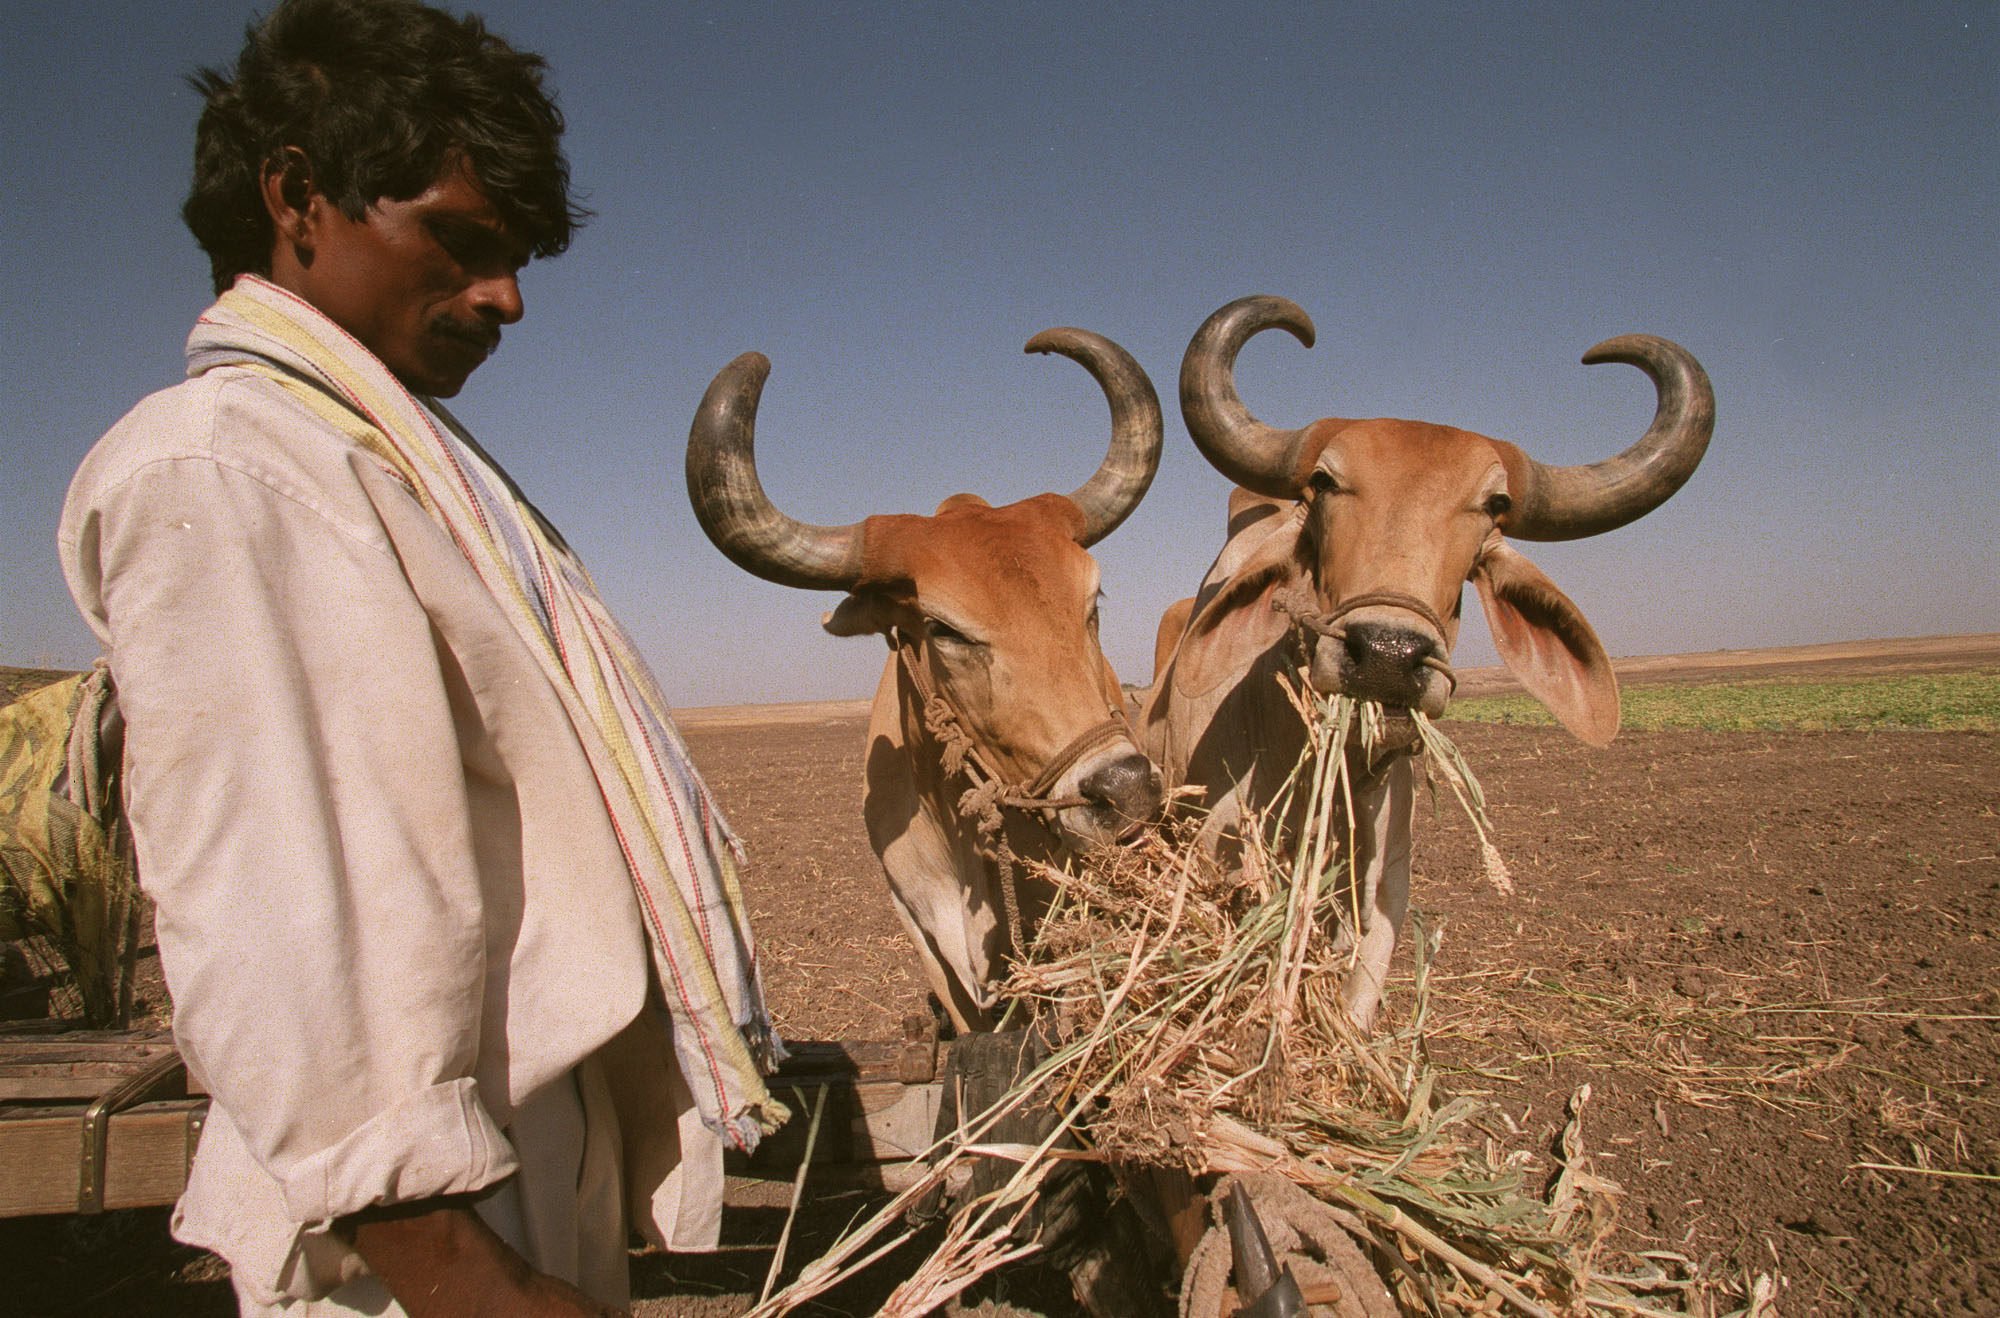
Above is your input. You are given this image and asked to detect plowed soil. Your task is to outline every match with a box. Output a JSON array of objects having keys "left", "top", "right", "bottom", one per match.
[
  {"left": 6, "top": 636, "right": 1996, "bottom": 1315},
  {"left": 661, "top": 636, "right": 2000, "bottom": 1315}
]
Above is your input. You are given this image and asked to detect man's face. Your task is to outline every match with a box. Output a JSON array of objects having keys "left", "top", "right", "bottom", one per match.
[{"left": 287, "top": 164, "right": 530, "bottom": 398}]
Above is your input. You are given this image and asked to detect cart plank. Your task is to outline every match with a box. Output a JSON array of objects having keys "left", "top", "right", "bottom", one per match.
[
  {"left": 0, "top": 1101, "right": 204, "bottom": 1217},
  {"left": 1, "top": 1034, "right": 947, "bottom": 1218},
  {"left": 0, "top": 1031, "right": 196, "bottom": 1103}
]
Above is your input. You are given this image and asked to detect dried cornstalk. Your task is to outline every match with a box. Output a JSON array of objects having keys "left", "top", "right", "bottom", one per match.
[{"left": 755, "top": 692, "right": 1765, "bottom": 1314}]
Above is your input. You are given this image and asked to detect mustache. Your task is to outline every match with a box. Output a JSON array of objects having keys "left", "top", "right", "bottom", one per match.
[{"left": 433, "top": 316, "right": 501, "bottom": 356}]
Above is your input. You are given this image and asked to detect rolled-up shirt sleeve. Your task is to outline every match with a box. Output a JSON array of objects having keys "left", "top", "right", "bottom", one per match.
[{"left": 72, "top": 433, "right": 519, "bottom": 1224}]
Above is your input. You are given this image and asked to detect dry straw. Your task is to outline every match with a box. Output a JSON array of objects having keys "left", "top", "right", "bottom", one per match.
[{"left": 754, "top": 689, "right": 1774, "bottom": 1316}]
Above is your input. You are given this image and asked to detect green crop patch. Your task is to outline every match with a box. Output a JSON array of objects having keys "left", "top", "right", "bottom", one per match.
[{"left": 1445, "top": 669, "right": 2000, "bottom": 732}]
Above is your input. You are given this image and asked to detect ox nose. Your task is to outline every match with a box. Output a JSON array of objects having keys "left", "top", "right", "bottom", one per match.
[
  {"left": 1079, "top": 751, "right": 1164, "bottom": 830},
  {"left": 1330, "top": 621, "right": 1438, "bottom": 706}
]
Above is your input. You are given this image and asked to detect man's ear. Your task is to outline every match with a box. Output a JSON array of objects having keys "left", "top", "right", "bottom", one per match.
[
  {"left": 822, "top": 590, "right": 896, "bottom": 638},
  {"left": 259, "top": 147, "right": 318, "bottom": 251},
  {"left": 1471, "top": 537, "right": 1620, "bottom": 746}
]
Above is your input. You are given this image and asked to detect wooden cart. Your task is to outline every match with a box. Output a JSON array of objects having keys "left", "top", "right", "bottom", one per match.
[{"left": 0, "top": 1015, "right": 947, "bottom": 1220}]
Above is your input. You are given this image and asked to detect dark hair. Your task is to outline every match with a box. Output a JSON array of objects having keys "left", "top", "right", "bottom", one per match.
[{"left": 183, "top": 0, "right": 587, "bottom": 293}]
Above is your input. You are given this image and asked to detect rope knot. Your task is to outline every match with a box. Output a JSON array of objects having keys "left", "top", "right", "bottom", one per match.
[
  {"left": 923, "top": 693, "right": 976, "bottom": 777},
  {"left": 957, "top": 780, "right": 1010, "bottom": 840}
]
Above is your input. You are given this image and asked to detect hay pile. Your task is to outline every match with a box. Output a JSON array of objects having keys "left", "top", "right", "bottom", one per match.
[{"left": 754, "top": 691, "right": 1771, "bottom": 1316}]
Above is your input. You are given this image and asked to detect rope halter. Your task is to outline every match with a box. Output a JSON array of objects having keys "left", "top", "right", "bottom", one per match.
[
  {"left": 892, "top": 627, "right": 1134, "bottom": 831},
  {"left": 890, "top": 626, "right": 1139, "bottom": 966}
]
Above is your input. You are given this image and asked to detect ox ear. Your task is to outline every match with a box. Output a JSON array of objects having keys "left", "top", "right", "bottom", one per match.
[
  {"left": 1170, "top": 518, "right": 1306, "bottom": 701},
  {"left": 1151, "top": 596, "right": 1198, "bottom": 686},
  {"left": 1471, "top": 538, "right": 1620, "bottom": 746},
  {"left": 822, "top": 589, "right": 898, "bottom": 638},
  {"left": 1172, "top": 570, "right": 1294, "bottom": 700}
]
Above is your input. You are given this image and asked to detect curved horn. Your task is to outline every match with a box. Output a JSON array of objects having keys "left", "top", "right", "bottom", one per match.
[
  {"left": 1504, "top": 335, "right": 1715, "bottom": 542},
  {"left": 1179, "top": 295, "right": 1320, "bottom": 498},
  {"left": 1025, "top": 327, "right": 1164, "bottom": 547},
  {"left": 685, "top": 352, "right": 867, "bottom": 589}
]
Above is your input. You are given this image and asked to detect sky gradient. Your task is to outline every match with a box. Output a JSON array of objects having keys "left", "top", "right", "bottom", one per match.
[{"left": 4, "top": 1, "right": 1995, "bottom": 708}]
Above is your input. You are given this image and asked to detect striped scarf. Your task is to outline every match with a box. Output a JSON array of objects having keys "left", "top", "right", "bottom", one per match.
[{"left": 187, "top": 275, "right": 785, "bottom": 1150}]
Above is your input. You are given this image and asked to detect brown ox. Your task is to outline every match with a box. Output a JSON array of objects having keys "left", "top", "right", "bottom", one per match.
[
  {"left": 688, "top": 330, "right": 1166, "bottom": 1033},
  {"left": 1139, "top": 295, "right": 1714, "bottom": 1031}
]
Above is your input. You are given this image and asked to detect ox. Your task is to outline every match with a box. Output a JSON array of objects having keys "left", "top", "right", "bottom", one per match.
[
  {"left": 687, "top": 329, "right": 1166, "bottom": 1035},
  {"left": 1139, "top": 295, "right": 1714, "bottom": 1032}
]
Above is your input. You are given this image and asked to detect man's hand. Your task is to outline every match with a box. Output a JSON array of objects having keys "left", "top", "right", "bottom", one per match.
[{"left": 342, "top": 1196, "right": 630, "bottom": 1318}]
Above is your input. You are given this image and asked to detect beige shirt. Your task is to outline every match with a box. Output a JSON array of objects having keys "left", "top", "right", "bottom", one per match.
[{"left": 61, "top": 362, "right": 721, "bottom": 1308}]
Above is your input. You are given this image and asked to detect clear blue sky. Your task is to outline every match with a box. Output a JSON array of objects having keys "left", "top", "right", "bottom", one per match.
[{"left": 4, "top": 1, "right": 1995, "bottom": 707}]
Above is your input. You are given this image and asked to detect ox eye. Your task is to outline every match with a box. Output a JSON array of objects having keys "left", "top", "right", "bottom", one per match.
[
  {"left": 926, "top": 618, "right": 973, "bottom": 647},
  {"left": 1307, "top": 470, "right": 1340, "bottom": 497},
  {"left": 1484, "top": 492, "right": 1513, "bottom": 519}
]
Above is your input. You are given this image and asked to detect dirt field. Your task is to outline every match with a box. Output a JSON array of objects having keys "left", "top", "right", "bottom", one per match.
[{"left": 5, "top": 635, "right": 1996, "bottom": 1315}]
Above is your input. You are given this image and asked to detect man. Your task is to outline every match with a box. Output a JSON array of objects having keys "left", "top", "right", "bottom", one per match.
[{"left": 58, "top": 2, "right": 786, "bottom": 1313}]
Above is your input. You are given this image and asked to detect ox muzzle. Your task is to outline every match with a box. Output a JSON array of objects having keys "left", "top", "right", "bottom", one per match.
[
  {"left": 1293, "top": 592, "right": 1457, "bottom": 729},
  {"left": 1020, "top": 718, "right": 1163, "bottom": 848},
  {"left": 1061, "top": 745, "right": 1163, "bottom": 846}
]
